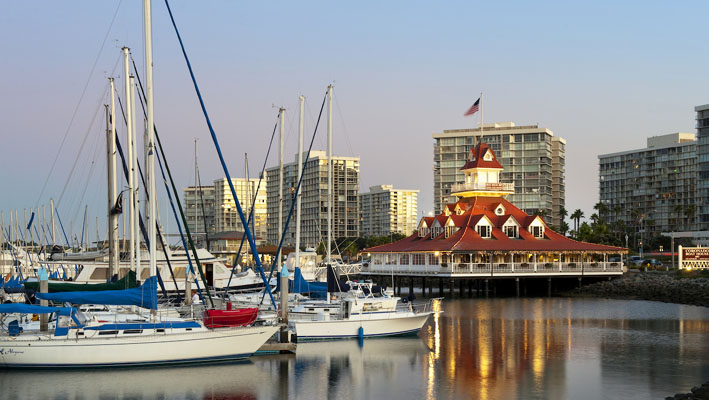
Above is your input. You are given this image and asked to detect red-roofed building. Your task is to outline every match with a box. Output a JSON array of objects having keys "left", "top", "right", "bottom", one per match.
[{"left": 362, "top": 143, "right": 626, "bottom": 279}]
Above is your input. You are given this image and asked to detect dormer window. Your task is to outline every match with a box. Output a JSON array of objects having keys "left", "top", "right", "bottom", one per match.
[
  {"left": 531, "top": 225, "right": 544, "bottom": 238},
  {"left": 444, "top": 226, "right": 458, "bottom": 238},
  {"left": 483, "top": 150, "right": 493, "bottom": 161},
  {"left": 477, "top": 225, "right": 491, "bottom": 238},
  {"left": 430, "top": 226, "right": 443, "bottom": 239},
  {"left": 495, "top": 204, "right": 505, "bottom": 215},
  {"left": 504, "top": 225, "right": 518, "bottom": 238},
  {"left": 418, "top": 227, "right": 429, "bottom": 237}
]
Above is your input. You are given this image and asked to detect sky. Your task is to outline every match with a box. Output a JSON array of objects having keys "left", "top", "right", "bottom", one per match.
[{"left": 1, "top": 1, "right": 707, "bottom": 243}]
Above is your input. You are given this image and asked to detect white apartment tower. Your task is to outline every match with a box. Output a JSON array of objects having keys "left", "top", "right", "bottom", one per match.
[
  {"left": 266, "top": 151, "right": 360, "bottom": 247},
  {"left": 213, "top": 178, "right": 267, "bottom": 240},
  {"left": 360, "top": 185, "right": 419, "bottom": 237}
]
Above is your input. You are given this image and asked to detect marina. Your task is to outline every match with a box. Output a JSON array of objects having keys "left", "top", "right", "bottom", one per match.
[{"left": 2, "top": 1, "right": 709, "bottom": 398}]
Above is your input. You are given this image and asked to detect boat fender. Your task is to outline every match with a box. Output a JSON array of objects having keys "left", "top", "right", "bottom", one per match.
[{"left": 357, "top": 326, "right": 364, "bottom": 341}]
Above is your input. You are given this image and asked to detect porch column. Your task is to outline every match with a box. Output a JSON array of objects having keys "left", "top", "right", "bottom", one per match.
[
  {"left": 511, "top": 253, "right": 515, "bottom": 273},
  {"left": 533, "top": 253, "right": 537, "bottom": 272}
]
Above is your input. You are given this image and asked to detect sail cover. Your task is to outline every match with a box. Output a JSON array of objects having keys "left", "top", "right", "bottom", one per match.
[
  {"left": 0, "top": 303, "right": 75, "bottom": 316},
  {"left": 24, "top": 270, "right": 138, "bottom": 292},
  {"left": 289, "top": 268, "right": 327, "bottom": 294},
  {"left": 36, "top": 276, "right": 158, "bottom": 309}
]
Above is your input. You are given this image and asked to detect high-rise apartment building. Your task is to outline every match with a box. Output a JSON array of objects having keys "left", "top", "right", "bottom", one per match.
[
  {"left": 183, "top": 186, "right": 216, "bottom": 244},
  {"left": 213, "top": 178, "right": 267, "bottom": 241},
  {"left": 433, "top": 122, "right": 566, "bottom": 228},
  {"left": 266, "top": 151, "right": 360, "bottom": 247},
  {"left": 598, "top": 132, "right": 697, "bottom": 235},
  {"left": 696, "top": 104, "right": 709, "bottom": 230},
  {"left": 360, "top": 185, "right": 419, "bottom": 237}
]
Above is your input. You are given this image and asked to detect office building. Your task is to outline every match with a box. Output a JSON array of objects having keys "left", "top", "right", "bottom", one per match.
[
  {"left": 266, "top": 151, "right": 360, "bottom": 247},
  {"left": 433, "top": 122, "right": 566, "bottom": 228},
  {"left": 696, "top": 104, "right": 709, "bottom": 230},
  {"left": 360, "top": 185, "right": 419, "bottom": 237}
]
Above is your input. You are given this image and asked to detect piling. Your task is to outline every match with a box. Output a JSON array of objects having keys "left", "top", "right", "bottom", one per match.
[
  {"left": 484, "top": 279, "right": 489, "bottom": 298},
  {"left": 39, "top": 268, "right": 48, "bottom": 332},
  {"left": 515, "top": 278, "right": 520, "bottom": 297},
  {"left": 280, "top": 265, "right": 289, "bottom": 343}
]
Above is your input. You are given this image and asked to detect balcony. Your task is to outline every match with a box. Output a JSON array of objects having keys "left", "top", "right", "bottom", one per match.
[
  {"left": 361, "top": 262, "right": 624, "bottom": 277},
  {"left": 450, "top": 182, "right": 515, "bottom": 194}
]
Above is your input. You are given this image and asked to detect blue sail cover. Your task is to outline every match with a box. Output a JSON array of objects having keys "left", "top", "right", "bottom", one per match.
[
  {"left": 0, "top": 303, "right": 75, "bottom": 316},
  {"left": 36, "top": 276, "right": 158, "bottom": 309},
  {"left": 290, "top": 268, "right": 327, "bottom": 294}
]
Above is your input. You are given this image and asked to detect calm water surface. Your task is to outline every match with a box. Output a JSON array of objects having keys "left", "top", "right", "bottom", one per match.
[{"left": 1, "top": 297, "right": 708, "bottom": 400}]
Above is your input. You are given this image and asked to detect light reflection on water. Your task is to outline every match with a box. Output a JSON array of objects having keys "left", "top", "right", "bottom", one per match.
[{"left": 1, "top": 297, "right": 708, "bottom": 400}]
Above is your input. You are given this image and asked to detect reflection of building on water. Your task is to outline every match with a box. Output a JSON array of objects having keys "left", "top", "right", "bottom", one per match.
[{"left": 421, "top": 299, "right": 571, "bottom": 400}]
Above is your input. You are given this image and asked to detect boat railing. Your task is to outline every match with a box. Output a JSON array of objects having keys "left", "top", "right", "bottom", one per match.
[{"left": 408, "top": 297, "right": 444, "bottom": 314}]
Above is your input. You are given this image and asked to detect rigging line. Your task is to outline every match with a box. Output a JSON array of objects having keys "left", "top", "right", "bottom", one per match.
[
  {"left": 334, "top": 95, "right": 356, "bottom": 158},
  {"left": 164, "top": 0, "right": 273, "bottom": 309},
  {"left": 261, "top": 90, "right": 328, "bottom": 305},
  {"left": 225, "top": 116, "right": 279, "bottom": 290},
  {"left": 69, "top": 130, "right": 103, "bottom": 224},
  {"left": 34, "top": 0, "right": 124, "bottom": 208},
  {"left": 55, "top": 83, "right": 110, "bottom": 209}
]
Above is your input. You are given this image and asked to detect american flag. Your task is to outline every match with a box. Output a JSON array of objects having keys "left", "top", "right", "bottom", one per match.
[{"left": 464, "top": 98, "right": 480, "bottom": 117}]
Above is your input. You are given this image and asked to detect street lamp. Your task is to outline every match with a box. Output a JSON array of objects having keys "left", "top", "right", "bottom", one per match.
[{"left": 625, "top": 234, "right": 629, "bottom": 265}]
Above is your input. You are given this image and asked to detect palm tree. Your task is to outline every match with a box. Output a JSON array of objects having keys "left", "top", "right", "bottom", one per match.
[
  {"left": 684, "top": 205, "right": 696, "bottom": 231},
  {"left": 673, "top": 204, "right": 684, "bottom": 227},
  {"left": 593, "top": 202, "right": 610, "bottom": 224},
  {"left": 570, "top": 209, "right": 584, "bottom": 236},
  {"left": 558, "top": 206, "right": 568, "bottom": 231}
]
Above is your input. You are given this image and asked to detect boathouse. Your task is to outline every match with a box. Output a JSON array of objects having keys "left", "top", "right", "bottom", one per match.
[{"left": 360, "top": 143, "right": 626, "bottom": 287}]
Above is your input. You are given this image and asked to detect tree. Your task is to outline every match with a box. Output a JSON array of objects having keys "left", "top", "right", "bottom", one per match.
[
  {"left": 559, "top": 220, "right": 570, "bottom": 236},
  {"left": 570, "top": 209, "right": 584, "bottom": 236},
  {"left": 684, "top": 205, "right": 696, "bottom": 231},
  {"left": 593, "top": 202, "right": 610, "bottom": 224}
]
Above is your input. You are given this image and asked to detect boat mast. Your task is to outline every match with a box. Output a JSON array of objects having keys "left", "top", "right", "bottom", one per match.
[
  {"left": 278, "top": 107, "right": 285, "bottom": 263},
  {"left": 144, "top": 0, "right": 157, "bottom": 279},
  {"left": 295, "top": 95, "right": 304, "bottom": 271},
  {"left": 108, "top": 77, "right": 119, "bottom": 277},
  {"left": 244, "top": 152, "right": 250, "bottom": 266},
  {"left": 123, "top": 47, "right": 136, "bottom": 274},
  {"left": 130, "top": 75, "right": 140, "bottom": 273},
  {"left": 327, "top": 84, "right": 333, "bottom": 266},
  {"left": 50, "top": 198, "right": 55, "bottom": 247}
]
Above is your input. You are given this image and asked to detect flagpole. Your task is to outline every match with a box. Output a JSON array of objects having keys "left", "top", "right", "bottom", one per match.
[{"left": 480, "top": 92, "right": 484, "bottom": 137}]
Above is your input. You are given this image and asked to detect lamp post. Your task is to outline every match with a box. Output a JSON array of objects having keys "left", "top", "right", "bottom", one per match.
[{"left": 625, "top": 234, "right": 628, "bottom": 265}]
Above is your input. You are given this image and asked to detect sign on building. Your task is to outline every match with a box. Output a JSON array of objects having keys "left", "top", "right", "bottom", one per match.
[{"left": 678, "top": 246, "right": 709, "bottom": 270}]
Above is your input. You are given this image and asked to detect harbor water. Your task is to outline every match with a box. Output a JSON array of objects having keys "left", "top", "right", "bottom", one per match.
[{"left": 1, "top": 297, "right": 708, "bottom": 399}]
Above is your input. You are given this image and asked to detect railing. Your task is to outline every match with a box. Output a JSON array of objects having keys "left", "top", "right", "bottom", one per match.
[
  {"left": 450, "top": 182, "right": 514, "bottom": 193},
  {"left": 362, "top": 261, "right": 624, "bottom": 275}
]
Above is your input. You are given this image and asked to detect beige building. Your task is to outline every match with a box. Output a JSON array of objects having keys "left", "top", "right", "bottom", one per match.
[
  {"left": 360, "top": 185, "right": 419, "bottom": 237},
  {"left": 433, "top": 122, "right": 566, "bottom": 228},
  {"left": 214, "top": 178, "right": 267, "bottom": 241},
  {"left": 266, "top": 151, "right": 360, "bottom": 247}
]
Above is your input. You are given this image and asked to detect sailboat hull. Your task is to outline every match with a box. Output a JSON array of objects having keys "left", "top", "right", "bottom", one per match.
[
  {"left": 0, "top": 325, "right": 278, "bottom": 368},
  {"left": 293, "top": 312, "right": 433, "bottom": 341}
]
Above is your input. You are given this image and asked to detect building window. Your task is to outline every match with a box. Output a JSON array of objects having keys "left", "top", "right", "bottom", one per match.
[
  {"left": 385, "top": 254, "right": 396, "bottom": 265},
  {"left": 477, "top": 225, "right": 491, "bottom": 238},
  {"left": 431, "top": 226, "right": 442, "bottom": 238},
  {"left": 427, "top": 253, "right": 439, "bottom": 265},
  {"left": 445, "top": 226, "right": 458, "bottom": 238},
  {"left": 412, "top": 253, "right": 426, "bottom": 265},
  {"left": 399, "top": 254, "right": 409, "bottom": 265},
  {"left": 532, "top": 226, "right": 544, "bottom": 238},
  {"left": 504, "top": 225, "right": 518, "bottom": 238}
]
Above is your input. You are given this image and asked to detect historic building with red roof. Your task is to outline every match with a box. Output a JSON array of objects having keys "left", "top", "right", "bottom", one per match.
[{"left": 362, "top": 143, "right": 626, "bottom": 279}]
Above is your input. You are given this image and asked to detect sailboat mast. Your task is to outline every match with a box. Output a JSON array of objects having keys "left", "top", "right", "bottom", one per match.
[
  {"left": 50, "top": 198, "right": 55, "bottom": 247},
  {"left": 124, "top": 47, "right": 136, "bottom": 273},
  {"left": 244, "top": 153, "right": 250, "bottom": 265},
  {"left": 327, "top": 85, "right": 333, "bottom": 265},
  {"left": 295, "top": 95, "right": 304, "bottom": 270},
  {"left": 130, "top": 75, "right": 140, "bottom": 273},
  {"left": 144, "top": 0, "right": 157, "bottom": 279},
  {"left": 109, "top": 77, "right": 119, "bottom": 277},
  {"left": 278, "top": 108, "right": 285, "bottom": 258}
]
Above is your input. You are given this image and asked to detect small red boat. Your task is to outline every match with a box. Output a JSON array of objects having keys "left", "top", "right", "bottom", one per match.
[{"left": 203, "top": 305, "right": 259, "bottom": 328}]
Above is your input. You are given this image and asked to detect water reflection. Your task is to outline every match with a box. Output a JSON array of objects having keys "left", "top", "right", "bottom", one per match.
[{"left": 1, "top": 298, "right": 708, "bottom": 400}]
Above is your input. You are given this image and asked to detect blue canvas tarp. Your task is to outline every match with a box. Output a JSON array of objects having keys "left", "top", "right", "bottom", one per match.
[
  {"left": 0, "top": 303, "right": 75, "bottom": 316},
  {"left": 290, "top": 268, "right": 328, "bottom": 294},
  {"left": 36, "top": 276, "right": 158, "bottom": 310}
]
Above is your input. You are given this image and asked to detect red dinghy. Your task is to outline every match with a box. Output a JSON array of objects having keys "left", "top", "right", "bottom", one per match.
[{"left": 203, "top": 306, "right": 259, "bottom": 328}]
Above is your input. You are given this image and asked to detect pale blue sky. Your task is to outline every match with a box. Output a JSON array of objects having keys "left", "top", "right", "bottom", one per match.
[{"left": 1, "top": 1, "right": 707, "bottom": 241}]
